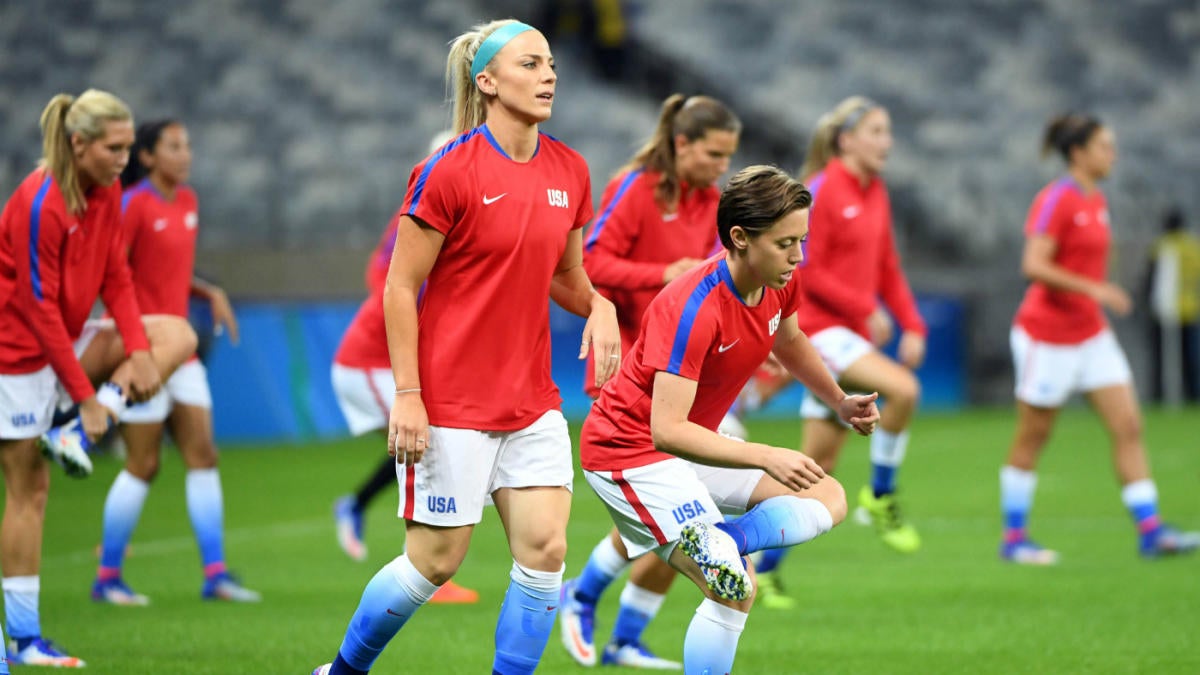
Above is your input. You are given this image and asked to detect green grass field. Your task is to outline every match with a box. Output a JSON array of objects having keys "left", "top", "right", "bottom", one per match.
[{"left": 27, "top": 407, "right": 1200, "bottom": 674}]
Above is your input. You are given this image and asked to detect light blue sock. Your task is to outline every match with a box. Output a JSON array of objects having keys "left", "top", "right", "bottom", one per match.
[
  {"left": 870, "top": 429, "right": 909, "bottom": 496},
  {"left": 755, "top": 547, "right": 789, "bottom": 574},
  {"left": 716, "top": 496, "right": 833, "bottom": 555},
  {"left": 612, "top": 583, "right": 665, "bottom": 646},
  {"left": 0, "top": 620, "right": 8, "bottom": 674},
  {"left": 1000, "top": 466, "right": 1036, "bottom": 542},
  {"left": 682, "top": 598, "right": 746, "bottom": 675},
  {"left": 3, "top": 576, "right": 40, "bottom": 641},
  {"left": 100, "top": 470, "right": 150, "bottom": 570},
  {"left": 186, "top": 468, "right": 225, "bottom": 571},
  {"left": 493, "top": 562, "right": 562, "bottom": 675},
  {"left": 574, "top": 536, "right": 627, "bottom": 604},
  {"left": 336, "top": 555, "right": 437, "bottom": 671}
]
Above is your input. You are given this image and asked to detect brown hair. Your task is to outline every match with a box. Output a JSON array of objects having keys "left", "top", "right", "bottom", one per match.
[
  {"left": 620, "top": 94, "right": 741, "bottom": 207},
  {"left": 799, "top": 95, "right": 879, "bottom": 179},
  {"left": 717, "top": 165, "right": 812, "bottom": 250},
  {"left": 1042, "top": 113, "right": 1102, "bottom": 162},
  {"left": 39, "top": 89, "right": 133, "bottom": 214}
]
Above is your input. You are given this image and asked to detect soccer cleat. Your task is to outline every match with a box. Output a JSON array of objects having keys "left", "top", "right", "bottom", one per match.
[
  {"left": 92, "top": 576, "right": 151, "bottom": 606},
  {"left": 600, "top": 641, "right": 683, "bottom": 670},
  {"left": 678, "top": 521, "right": 752, "bottom": 602},
  {"left": 6, "top": 637, "right": 86, "bottom": 668},
  {"left": 558, "top": 578, "right": 597, "bottom": 666},
  {"left": 856, "top": 485, "right": 921, "bottom": 553},
  {"left": 1140, "top": 525, "right": 1200, "bottom": 558},
  {"left": 754, "top": 571, "right": 797, "bottom": 610},
  {"left": 999, "top": 539, "right": 1059, "bottom": 566},
  {"left": 311, "top": 665, "right": 331, "bottom": 675},
  {"left": 202, "top": 572, "right": 262, "bottom": 602},
  {"left": 38, "top": 417, "right": 94, "bottom": 478},
  {"left": 334, "top": 496, "right": 367, "bottom": 561},
  {"left": 429, "top": 579, "right": 479, "bottom": 604}
]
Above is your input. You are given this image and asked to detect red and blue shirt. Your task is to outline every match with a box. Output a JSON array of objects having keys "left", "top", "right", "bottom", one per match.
[
  {"left": 121, "top": 179, "right": 199, "bottom": 318},
  {"left": 581, "top": 255, "right": 801, "bottom": 470}
]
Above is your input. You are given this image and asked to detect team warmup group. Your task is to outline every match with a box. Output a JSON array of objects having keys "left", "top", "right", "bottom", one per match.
[{"left": 0, "top": 16, "right": 1196, "bottom": 675}]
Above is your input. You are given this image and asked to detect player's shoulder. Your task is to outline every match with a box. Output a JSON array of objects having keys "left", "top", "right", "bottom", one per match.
[{"left": 176, "top": 185, "right": 199, "bottom": 205}]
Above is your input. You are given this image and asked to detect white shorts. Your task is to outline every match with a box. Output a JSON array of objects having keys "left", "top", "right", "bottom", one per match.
[
  {"left": 122, "top": 360, "right": 212, "bottom": 424},
  {"left": 1011, "top": 326, "right": 1133, "bottom": 408},
  {"left": 800, "top": 326, "right": 874, "bottom": 420},
  {"left": 330, "top": 364, "right": 393, "bottom": 436},
  {"left": 397, "top": 409, "right": 574, "bottom": 527},
  {"left": 0, "top": 366, "right": 58, "bottom": 439},
  {"left": 584, "top": 458, "right": 765, "bottom": 559}
]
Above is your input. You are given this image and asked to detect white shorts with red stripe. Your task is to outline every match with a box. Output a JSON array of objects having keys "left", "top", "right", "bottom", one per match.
[
  {"left": 1011, "top": 326, "right": 1132, "bottom": 408},
  {"left": 331, "top": 364, "right": 394, "bottom": 436},
  {"left": 584, "top": 458, "right": 764, "bottom": 559},
  {"left": 800, "top": 326, "right": 873, "bottom": 420},
  {"left": 397, "top": 409, "right": 574, "bottom": 527},
  {"left": 121, "top": 359, "right": 212, "bottom": 424}
]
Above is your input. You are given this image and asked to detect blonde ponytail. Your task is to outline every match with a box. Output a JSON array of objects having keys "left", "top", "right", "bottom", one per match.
[
  {"left": 446, "top": 19, "right": 527, "bottom": 135},
  {"left": 799, "top": 95, "right": 878, "bottom": 180},
  {"left": 38, "top": 89, "right": 132, "bottom": 214}
]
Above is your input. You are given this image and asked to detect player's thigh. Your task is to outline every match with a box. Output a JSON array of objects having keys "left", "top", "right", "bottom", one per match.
[
  {"left": 744, "top": 469, "right": 847, "bottom": 522},
  {"left": 0, "top": 437, "right": 49, "bottom": 502},
  {"left": 1085, "top": 382, "right": 1142, "bottom": 443},
  {"left": 120, "top": 422, "right": 166, "bottom": 479},
  {"left": 168, "top": 403, "right": 218, "bottom": 468},
  {"left": 839, "top": 349, "right": 919, "bottom": 403},
  {"left": 492, "top": 486, "right": 572, "bottom": 568}
]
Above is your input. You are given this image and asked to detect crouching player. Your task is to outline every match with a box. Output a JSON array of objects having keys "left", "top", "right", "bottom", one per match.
[{"left": 580, "top": 165, "right": 880, "bottom": 673}]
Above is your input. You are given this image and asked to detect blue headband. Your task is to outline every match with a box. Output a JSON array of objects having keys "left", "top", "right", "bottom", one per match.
[{"left": 470, "top": 22, "right": 535, "bottom": 81}]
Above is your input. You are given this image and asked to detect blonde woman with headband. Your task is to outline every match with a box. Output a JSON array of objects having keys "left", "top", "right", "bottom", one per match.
[
  {"left": 313, "top": 19, "right": 619, "bottom": 675},
  {"left": 793, "top": 96, "right": 926, "bottom": 554},
  {"left": 0, "top": 89, "right": 196, "bottom": 668}
]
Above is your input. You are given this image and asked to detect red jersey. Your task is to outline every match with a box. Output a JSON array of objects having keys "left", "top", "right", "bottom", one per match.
[
  {"left": 581, "top": 256, "right": 801, "bottom": 471},
  {"left": 1013, "top": 177, "right": 1111, "bottom": 343},
  {"left": 335, "top": 211, "right": 404, "bottom": 370},
  {"left": 402, "top": 125, "right": 593, "bottom": 431},
  {"left": 121, "top": 179, "right": 199, "bottom": 317},
  {"left": 797, "top": 158, "right": 925, "bottom": 339},
  {"left": 0, "top": 168, "right": 149, "bottom": 402}
]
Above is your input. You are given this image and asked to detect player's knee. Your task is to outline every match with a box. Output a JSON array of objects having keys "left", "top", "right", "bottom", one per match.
[
  {"left": 892, "top": 372, "right": 921, "bottom": 408},
  {"left": 519, "top": 533, "right": 569, "bottom": 571},
  {"left": 417, "top": 554, "right": 466, "bottom": 586},
  {"left": 817, "top": 476, "right": 848, "bottom": 526},
  {"left": 147, "top": 316, "right": 198, "bottom": 365},
  {"left": 128, "top": 455, "right": 161, "bottom": 482}
]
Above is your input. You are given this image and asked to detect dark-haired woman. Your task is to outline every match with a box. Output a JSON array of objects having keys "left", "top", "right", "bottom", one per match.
[
  {"left": 1000, "top": 114, "right": 1199, "bottom": 563},
  {"left": 91, "top": 119, "right": 260, "bottom": 604},
  {"left": 561, "top": 93, "right": 739, "bottom": 670}
]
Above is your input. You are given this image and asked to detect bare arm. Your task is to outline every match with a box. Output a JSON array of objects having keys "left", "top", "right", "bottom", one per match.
[
  {"left": 552, "top": 228, "right": 621, "bottom": 387},
  {"left": 1023, "top": 234, "right": 1130, "bottom": 315},
  {"left": 649, "top": 371, "right": 826, "bottom": 490},
  {"left": 771, "top": 314, "right": 879, "bottom": 435},
  {"left": 383, "top": 214, "right": 445, "bottom": 465}
]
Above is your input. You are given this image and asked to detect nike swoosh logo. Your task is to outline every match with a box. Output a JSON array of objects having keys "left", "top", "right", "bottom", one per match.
[
  {"left": 482, "top": 193, "right": 507, "bottom": 205},
  {"left": 718, "top": 340, "right": 739, "bottom": 353},
  {"left": 386, "top": 608, "right": 407, "bottom": 618}
]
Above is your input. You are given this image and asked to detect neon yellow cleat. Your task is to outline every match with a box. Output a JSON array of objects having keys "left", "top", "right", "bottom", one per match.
[
  {"left": 754, "top": 571, "right": 796, "bottom": 610},
  {"left": 856, "top": 485, "right": 921, "bottom": 553}
]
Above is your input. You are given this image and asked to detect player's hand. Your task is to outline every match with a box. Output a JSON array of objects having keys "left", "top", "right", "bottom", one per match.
[
  {"left": 582, "top": 294, "right": 621, "bottom": 389},
  {"left": 866, "top": 307, "right": 893, "bottom": 347},
  {"left": 208, "top": 287, "right": 240, "bottom": 346},
  {"left": 125, "top": 350, "right": 162, "bottom": 402},
  {"left": 663, "top": 257, "right": 704, "bottom": 284},
  {"left": 897, "top": 331, "right": 926, "bottom": 370},
  {"left": 759, "top": 445, "right": 825, "bottom": 492},
  {"left": 79, "top": 396, "right": 117, "bottom": 443},
  {"left": 838, "top": 392, "right": 880, "bottom": 436},
  {"left": 1092, "top": 282, "right": 1132, "bottom": 317},
  {"left": 388, "top": 391, "right": 430, "bottom": 467}
]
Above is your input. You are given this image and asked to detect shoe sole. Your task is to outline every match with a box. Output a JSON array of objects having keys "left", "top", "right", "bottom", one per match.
[{"left": 678, "top": 524, "right": 751, "bottom": 601}]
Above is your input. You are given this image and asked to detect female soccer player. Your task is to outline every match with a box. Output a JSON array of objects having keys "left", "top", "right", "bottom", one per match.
[
  {"left": 999, "top": 113, "right": 1200, "bottom": 563},
  {"left": 329, "top": 203, "right": 478, "bottom": 603},
  {"left": 794, "top": 96, "right": 926, "bottom": 554},
  {"left": 561, "top": 93, "right": 740, "bottom": 669},
  {"left": 89, "top": 119, "right": 260, "bottom": 606},
  {"left": 582, "top": 164, "right": 879, "bottom": 674},
  {"left": 313, "top": 19, "right": 620, "bottom": 675},
  {"left": 0, "top": 90, "right": 196, "bottom": 667}
]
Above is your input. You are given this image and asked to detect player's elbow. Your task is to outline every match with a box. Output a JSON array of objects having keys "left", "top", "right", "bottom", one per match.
[{"left": 649, "top": 417, "right": 683, "bottom": 455}]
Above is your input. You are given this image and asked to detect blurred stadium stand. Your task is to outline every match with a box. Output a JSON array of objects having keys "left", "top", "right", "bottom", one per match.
[{"left": 2, "top": 0, "right": 1197, "bottom": 415}]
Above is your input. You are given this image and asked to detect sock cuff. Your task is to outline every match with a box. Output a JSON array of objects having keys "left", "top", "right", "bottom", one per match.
[
  {"left": 186, "top": 467, "right": 220, "bottom": 481},
  {"left": 695, "top": 598, "right": 748, "bottom": 632},
  {"left": 619, "top": 582, "right": 667, "bottom": 615},
  {"left": 1121, "top": 479, "right": 1158, "bottom": 506},
  {"left": 2, "top": 576, "right": 40, "bottom": 593},
  {"left": 590, "top": 535, "right": 631, "bottom": 576},
  {"left": 801, "top": 497, "right": 835, "bottom": 534},
  {"left": 387, "top": 555, "right": 439, "bottom": 604},
  {"left": 1000, "top": 465, "right": 1037, "bottom": 485},
  {"left": 115, "top": 469, "right": 151, "bottom": 492},
  {"left": 511, "top": 561, "right": 564, "bottom": 598},
  {"left": 869, "top": 428, "right": 909, "bottom": 467}
]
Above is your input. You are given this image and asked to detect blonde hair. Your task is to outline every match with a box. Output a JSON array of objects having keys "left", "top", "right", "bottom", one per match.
[
  {"left": 39, "top": 89, "right": 133, "bottom": 215},
  {"left": 799, "top": 96, "right": 879, "bottom": 180},
  {"left": 446, "top": 19, "right": 528, "bottom": 135},
  {"left": 620, "top": 94, "right": 741, "bottom": 207}
]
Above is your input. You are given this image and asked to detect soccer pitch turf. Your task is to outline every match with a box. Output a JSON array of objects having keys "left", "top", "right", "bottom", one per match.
[{"left": 31, "top": 407, "right": 1199, "bottom": 674}]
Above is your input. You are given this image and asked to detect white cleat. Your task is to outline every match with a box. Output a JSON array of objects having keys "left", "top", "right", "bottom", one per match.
[
  {"left": 601, "top": 641, "right": 682, "bottom": 670},
  {"left": 39, "top": 417, "right": 94, "bottom": 478},
  {"left": 311, "top": 664, "right": 332, "bottom": 675},
  {"left": 678, "top": 521, "right": 752, "bottom": 601}
]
